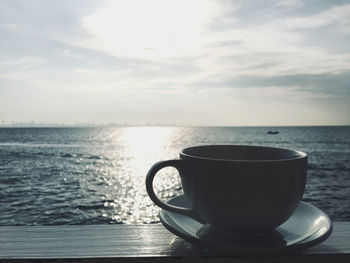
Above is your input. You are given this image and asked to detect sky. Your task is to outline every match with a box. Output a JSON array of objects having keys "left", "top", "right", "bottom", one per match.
[{"left": 0, "top": 0, "right": 350, "bottom": 126}]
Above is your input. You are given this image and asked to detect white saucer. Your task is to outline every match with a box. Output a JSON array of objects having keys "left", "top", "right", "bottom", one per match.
[{"left": 159, "top": 195, "right": 333, "bottom": 255}]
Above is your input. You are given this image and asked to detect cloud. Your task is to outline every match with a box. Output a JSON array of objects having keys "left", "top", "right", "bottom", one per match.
[
  {"left": 63, "top": 0, "right": 350, "bottom": 94},
  {"left": 74, "top": 0, "right": 234, "bottom": 60},
  {"left": 191, "top": 71, "right": 350, "bottom": 100},
  {"left": 274, "top": 0, "right": 304, "bottom": 8},
  {"left": 0, "top": 0, "right": 349, "bottom": 125},
  {"left": 0, "top": 56, "right": 47, "bottom": 73},
  {"left": 282, "top": 4, "right": 350, "bottom": 34}
]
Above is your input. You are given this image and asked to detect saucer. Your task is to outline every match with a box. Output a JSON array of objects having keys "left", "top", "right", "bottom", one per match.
[{"left": 159, "top": 195, "right": 333, "bottom": 255}]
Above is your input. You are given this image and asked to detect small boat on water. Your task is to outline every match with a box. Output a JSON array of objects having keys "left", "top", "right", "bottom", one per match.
[{"left": 267, "top": 130, "right": 279, "bottom": 135}]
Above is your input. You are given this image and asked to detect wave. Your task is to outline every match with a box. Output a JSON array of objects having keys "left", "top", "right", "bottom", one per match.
[
  {"left": 308, "top": 164, "right": 350, "bottom": 172},
  {"left": 76, "top": 203, "right": 106, "bottom": 210},
  {"left": 88, "top": 155, "right": 101, "bottom": 160},
  {"left": 0, "top": 142, "right": 84, "bottom": 148},
  {"left": 61, "top": 153, "right": 74, "bottom": 158}
]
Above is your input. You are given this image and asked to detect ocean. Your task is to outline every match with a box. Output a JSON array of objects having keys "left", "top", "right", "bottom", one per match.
[{"left": 0, "top": 126, "right": 349, "bottom": 225}]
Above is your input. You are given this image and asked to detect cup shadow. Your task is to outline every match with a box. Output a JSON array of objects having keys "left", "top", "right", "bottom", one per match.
[
  {"left": 162, "top": 224, "right": 290, "bottom": 257},
  {"left": 196, "top": 224, "right": 287, "bottom": 250}
]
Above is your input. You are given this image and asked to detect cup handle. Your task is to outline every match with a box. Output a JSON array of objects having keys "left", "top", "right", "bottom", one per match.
[{"left": 146, "top": 159, "right": 195, "bottom": 218}]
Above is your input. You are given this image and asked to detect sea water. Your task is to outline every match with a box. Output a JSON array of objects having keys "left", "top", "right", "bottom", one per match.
[{"left": 0, "top": 126, "right": 349, "bottom": 225}]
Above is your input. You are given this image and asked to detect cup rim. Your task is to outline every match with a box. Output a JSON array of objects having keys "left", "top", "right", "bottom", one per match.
[{"left": 180, "top": 144, "right": 307, "bottom": 162}]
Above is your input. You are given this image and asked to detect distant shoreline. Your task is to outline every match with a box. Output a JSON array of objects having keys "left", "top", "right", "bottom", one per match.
[{"left": 0, "top": 125, "right": 349, "bottom": 128}]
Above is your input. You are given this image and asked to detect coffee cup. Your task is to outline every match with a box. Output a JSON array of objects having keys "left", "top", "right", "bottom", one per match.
[{"left": 146, "top": 145, "right": 307, "bottom": 233}]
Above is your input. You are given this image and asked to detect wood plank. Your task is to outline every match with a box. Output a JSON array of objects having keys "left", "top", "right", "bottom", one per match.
[{"left": 0, "top": 222, "right": 349, "bottom": 261}]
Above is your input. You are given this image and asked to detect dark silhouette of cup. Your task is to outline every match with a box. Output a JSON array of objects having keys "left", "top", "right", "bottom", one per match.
[{"left": 146, "top": 145, "right": 307, "bottom": 233}]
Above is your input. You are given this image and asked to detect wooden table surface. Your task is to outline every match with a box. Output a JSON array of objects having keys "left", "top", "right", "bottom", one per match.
[{"left": 0, "top": 222, "right": 349, "bottom": 262}]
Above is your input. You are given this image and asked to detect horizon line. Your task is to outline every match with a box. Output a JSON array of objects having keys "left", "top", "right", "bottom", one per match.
[{"left": 0, "top": 124, "right": 349, "bottom": 128}]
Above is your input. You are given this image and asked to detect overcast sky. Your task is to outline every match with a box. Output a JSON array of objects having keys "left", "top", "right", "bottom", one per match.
[{"left": 1, "top": 0, "right": 349, "bottom": 126}]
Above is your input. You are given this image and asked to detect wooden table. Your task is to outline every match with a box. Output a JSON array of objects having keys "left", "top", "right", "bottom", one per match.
[{"left": 0, "top": 222, "right": 349, "bottom": 262}]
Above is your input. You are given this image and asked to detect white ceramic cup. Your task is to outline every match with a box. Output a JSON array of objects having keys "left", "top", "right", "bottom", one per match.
[{"left": 146, "top": 145, "right": 307, "bottom": 233}]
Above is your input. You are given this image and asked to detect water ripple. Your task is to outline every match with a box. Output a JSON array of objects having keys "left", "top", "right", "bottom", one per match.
[{"left": 0, "top": 126, "right": 349, "bottom": 225}]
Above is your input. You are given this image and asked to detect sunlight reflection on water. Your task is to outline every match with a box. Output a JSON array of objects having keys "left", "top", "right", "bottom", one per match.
[{"left": 107, "top": 127, "right": 183, "bottom": 224}]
